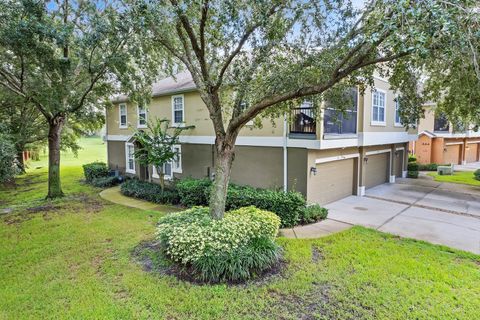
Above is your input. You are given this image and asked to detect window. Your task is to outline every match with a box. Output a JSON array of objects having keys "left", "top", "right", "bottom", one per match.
[
  {"left": 323, "top": 88, "right": 357, "bottom": 135},
  {"left": 119, "top": 104, "right": 127, "bottom": 128},
  {"left": 434, "top": 113, "right": 449, "bottom": 132},
  {"left": 172, "top": 145, "right": 182, "bottom": 173},
  {"left": 394, "top": 98, "right": 402, "bottom": 126},
  {"left": 240, "top": 101, "right": 254, "bottom": 126},
  {"left": 137, "top": 105, "right": 147, "bottom": 128},
  {"left": 371, "top": 90, "right": 386, "bottom": 125},
  {"left": 125, "top": 143, "right": 135, "bottom": 174},
  {"left": 151, "top": 145, "right": 182, "bottom": 179},
  {"left": 172, "top": 95, "right": 184, "bottom": 125}
]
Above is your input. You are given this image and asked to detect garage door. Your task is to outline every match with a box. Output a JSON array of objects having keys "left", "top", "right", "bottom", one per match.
[
  {"left": 395, "top": 150, "right": 404, "bottom": 178},
  {"left": 365, "top": 152, "right": 389, "bottom": 189},
  {"left": 313, "top": 158, "right": 355, "bottom": 205},
  {"left": 466, "top": 143, "right": 479, "bottom": 163},
  {"left": 444, "top": 144, "right": 461, "bottom": 165}
]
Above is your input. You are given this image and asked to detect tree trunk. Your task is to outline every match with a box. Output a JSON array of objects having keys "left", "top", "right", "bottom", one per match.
[
  {"left": 46, "top": 116, "right": 65, "bottom": 199},
  {"left": 16, "top": 150, "right": 26, "bottom": 174},
  {"left": 209, "top": 138, "right": 235, "bottom": 219}
]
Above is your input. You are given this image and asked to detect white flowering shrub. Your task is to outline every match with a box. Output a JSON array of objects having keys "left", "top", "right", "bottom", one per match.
[{"left": 156, "top": 206, "right": 281, "bottom": 282}]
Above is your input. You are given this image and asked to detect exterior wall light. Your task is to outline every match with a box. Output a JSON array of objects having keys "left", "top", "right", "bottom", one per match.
[
  {"left": 363, "top": 157, "right": 368, "bottom": 163},
  {"left": 310, "top": 167, "right": 317, "bottom": 175}
]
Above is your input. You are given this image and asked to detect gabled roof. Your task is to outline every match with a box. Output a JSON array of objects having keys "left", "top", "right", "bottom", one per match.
[
  {"left": 113, "top": 71, "right": 197, "bottom": 103},
  {"left": 418, "top": 130, "right": 436, "bottom": 138}
]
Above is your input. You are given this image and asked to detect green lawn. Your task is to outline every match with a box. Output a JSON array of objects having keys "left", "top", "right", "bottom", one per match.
[
  {"left": 1, "top": 139, "right": 480, "bottom": 319},
  {"left": 428, "top": 171, "right": 480, "bottom": 186}
]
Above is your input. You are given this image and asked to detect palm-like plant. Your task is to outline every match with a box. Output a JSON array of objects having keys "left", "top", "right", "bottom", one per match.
[{"left": 133, "top": 118, "right": 193, "bottom": 191}]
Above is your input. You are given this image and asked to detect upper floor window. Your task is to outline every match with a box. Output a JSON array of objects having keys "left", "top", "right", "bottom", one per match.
[
  {"left": 324, "top": 88, "right": 357, "bottom": 135},
  {"left": 137, "top": 105, "right": 147, "bottom": 128},
  {"left": 125, "top": 143, "right": 135, "bottom": 174},
  {"left": 172, "top": 95, "right": 184, "bottom": 125},
  {"left": 434, "top": 113, "right": 449, "bottom": 132},
  {"left": 372, "top": 90, "right": 386, "bottom": 125},
  {"left": 119, "top": 104, "right": 127, "bottom": 128},
  {"left": 394, "top": 98, "right": 402, "bottom": 126}
]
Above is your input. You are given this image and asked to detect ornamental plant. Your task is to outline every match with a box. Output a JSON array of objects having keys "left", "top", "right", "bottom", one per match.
[{"left": 156, "top": 206, "right": 281, "bottom": 282}]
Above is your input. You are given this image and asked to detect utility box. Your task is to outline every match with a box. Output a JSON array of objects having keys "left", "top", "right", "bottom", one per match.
[{"left": 437, "top": 164, "right": 453, "bottom": 175}]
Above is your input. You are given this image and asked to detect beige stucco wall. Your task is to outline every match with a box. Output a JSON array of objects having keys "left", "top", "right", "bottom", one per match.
[
  {"left": 418, "top": 106, "right": 436, "bottom": 133},
  {"left": 107, "top": 141, "right": 126, "bottom": 173},
  {"left": 106, "top": 91, "right": 285, "bottom": 138},
  {"left": 361, "top": 78, "right": 407, "bottom": 133}
]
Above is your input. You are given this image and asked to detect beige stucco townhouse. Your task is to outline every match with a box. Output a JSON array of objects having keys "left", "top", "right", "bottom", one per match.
[{"left": 105, "top": 72, "right": 417, "bottom": 205}]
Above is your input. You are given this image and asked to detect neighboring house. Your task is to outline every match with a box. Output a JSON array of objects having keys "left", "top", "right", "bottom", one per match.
[
  {"left": 105, "top": 72, "right": 417, "bottom": 205},
  {"left": 410, "top": 104, "right": 480, "bottom": 165}
]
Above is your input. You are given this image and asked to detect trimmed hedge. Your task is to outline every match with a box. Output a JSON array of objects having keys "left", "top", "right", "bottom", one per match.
[
  {"left": 123, "top": 177, "right": 328, "bottom": 227},
  {"left": 408, "top": 155, "right": 417, "bottom": 163},
  {"left": 407, "top": 162, "right": 419, "bottom": 179},
  {"left": 90, "top": 176, "right": 121, "bottom": 188},
  {"left": 299, "top": 204, "right": 328, "bottom": 225},
  {"left": 121, "top": 179, "right": 180, "bottom": 205},
  {"left": 474, "top": 169, "right": 480, "bottom": 181},
  {"left": 83, "top": 162, "right": 109, "bottom": 182},
  {"left": 176, "top": 178, "right": 211, "bottom": 207},
  {"left": 157, "top": 206, "right": 281, "bottom": 283}
]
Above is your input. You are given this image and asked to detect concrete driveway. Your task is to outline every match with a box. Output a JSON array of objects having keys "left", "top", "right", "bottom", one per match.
[
  {"left": 455, "top": 161, "right": 480, "bottom": 172},
  {"left": 325, "top": 178, "right": 480, "bottom": 254}
]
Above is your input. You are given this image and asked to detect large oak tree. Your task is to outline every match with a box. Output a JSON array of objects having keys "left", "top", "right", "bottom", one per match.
[
  {"left": 133, "top": 0, "right": 467, "bottom": 218},
  {"left": 0, "top": 0, "right": 155, "bottom": 198}
]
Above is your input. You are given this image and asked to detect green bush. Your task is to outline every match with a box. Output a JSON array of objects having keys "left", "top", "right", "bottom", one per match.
[
  {"left": 176, "top": 178, "right": 212, "bottom": 207},
  {"left": 121, "top": 179, "right": 180, "bottom": 205},
  {"left": 83, "top": 162, "right": 109, "bottom": 182},
  {"left": 175, "top": 178, "right": 306, "bottom": 227},
  {"left": 90, "top": 176, "right": 121, "bottom": 188},
  {"left": 299, "top": 204, "right": 328, "bottom": 225},
  {"left": 407, "top": 171, "right": 419, "bottom": 178},
  {"left": 157, "top": 206, "right": 281, "bottom": 283},
  {"left": 407, "top": 162, "right": 419, "bottom": 171},
  {"left": 474, "top": 169, "right": 480, "bottom": 181},
  {"left": 224, "top": 185, "right": 305, "bottom": 228},
  {"left": 408, "top": 155, "right": 417, "bottom": 163}
]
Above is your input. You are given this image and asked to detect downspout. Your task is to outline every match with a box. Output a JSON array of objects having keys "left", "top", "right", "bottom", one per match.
[{"left": 283, "top": 113, "right": 288, "bottom": 192}]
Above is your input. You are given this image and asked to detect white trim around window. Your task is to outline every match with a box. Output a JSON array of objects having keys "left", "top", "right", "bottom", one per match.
[
  {"left": 137, "top": 105, "right": 147, "bottom": 128},
  {"left": 394, "top": 98, "right": 402, "bottom": 127},
  {"left": 171, "top": 94, "right": 185, "bottom": 126},
  {"left": 119, "top": 103, "right": 128, "bottom": 129},
  {"left": 125, "top": 142, "right": 135, "bottom": 174},
  {"left": 371, "top": 89, "right": 386, "bottom": 126},
  {"left": 172, "top": 144, "right": 182, "bottom": 173}
]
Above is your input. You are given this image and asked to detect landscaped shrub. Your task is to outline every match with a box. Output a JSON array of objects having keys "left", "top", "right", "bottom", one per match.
[
  {"left": 156, "top": 206, "right": 281, "bottom": 283},
  {"left": 408, "top": 155, "right": 417, "bottom": 163},
  {"left": 176, "top": 178, "right": 212, "bottom": 207},
  {"left": 90, "top": 176, "right": 121, "bottom": 188},
  {"left": 83, "top": 162, "right": 109, "bottom": 182},
  {"left": 175, "top": 178, "right": 306, "bottom": 227},
  {"left": 224, "top": 185, "right": 305, "bottom": 228},
  {"left": 299, "top": 204, "right": 328, "bottom": 225},
  {"left": 121, "top": 179, "right": 180, "bottom": 205},
  {"left": 407, "top": 162, "right": 419, "bottom": 179},
  {"left": 417, "top": 163, "right": 437, "bottom": 171},
  {"left": 474, "top": 169, "right": 480, "bottom": 181}
]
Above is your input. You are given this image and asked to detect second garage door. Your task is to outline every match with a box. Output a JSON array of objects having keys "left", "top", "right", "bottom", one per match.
[
  {"left": 365, "top": 152, "right": 389, "bottom": 189},
  {"left": 466, "top": 143, "right": 479, "bottom": 163},
  {"left": 313, "top": 158, "right": 355, "bottom": 205},
  {"left": 444, "top": 144, "right": 461, "bottom": 165}
]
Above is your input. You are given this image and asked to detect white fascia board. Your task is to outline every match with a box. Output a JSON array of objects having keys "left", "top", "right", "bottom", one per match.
[
  {"left": 359, "top": 132, "right": 417, "bottom": 146},
  {"left": 365, "top": 149, "right": 391, "bottom": 156},
  {"left": 106, "top": 134, "right": 132, "bottom": 141}
]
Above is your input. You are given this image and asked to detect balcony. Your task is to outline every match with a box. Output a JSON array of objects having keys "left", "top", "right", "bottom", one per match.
[{"left": 289, "top": 107, "right": 316, "bottom": 138}]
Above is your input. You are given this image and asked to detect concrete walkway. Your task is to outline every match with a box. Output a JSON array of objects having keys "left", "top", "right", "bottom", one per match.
[
  {"left": 99, "top": 186, "right": 180, "bottom": 213},
  {"left": 279, "top": 219, "right": 352, "bottom": 239}
]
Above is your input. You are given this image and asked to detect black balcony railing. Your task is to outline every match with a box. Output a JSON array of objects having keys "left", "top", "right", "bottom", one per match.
[{"left": 290, "top": 107, "right": 316, "bottom": 134}]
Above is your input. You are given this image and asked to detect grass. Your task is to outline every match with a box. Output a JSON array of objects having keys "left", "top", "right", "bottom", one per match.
[
  {"left": 1, "top": 137, "right": 480, "bottom": 319},
  {"left": 428, "top": 171, "right": 480, "bottom": 186}
]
